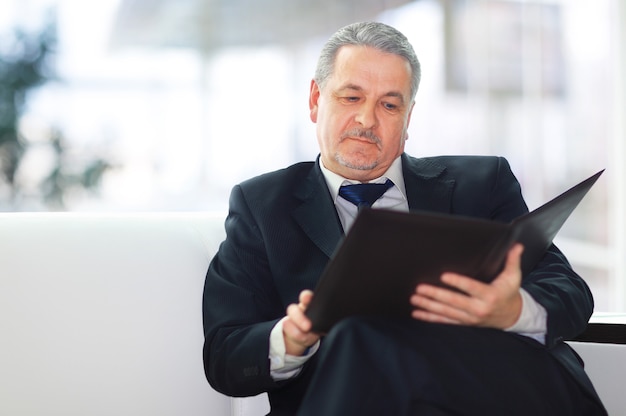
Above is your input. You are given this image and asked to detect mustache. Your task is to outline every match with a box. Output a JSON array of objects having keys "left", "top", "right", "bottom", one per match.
[{"left": 340, "top": 129, "right": 381, "bottom": 144}]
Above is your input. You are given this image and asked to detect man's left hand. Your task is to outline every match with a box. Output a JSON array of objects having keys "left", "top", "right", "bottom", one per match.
[{"left": 410, "top": 244, "right": 524, "bottom": 329}]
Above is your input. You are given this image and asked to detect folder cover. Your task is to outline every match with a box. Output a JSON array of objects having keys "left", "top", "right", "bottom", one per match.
[{"left": 306, "top": 170, "right": 604, "bottom": 333}]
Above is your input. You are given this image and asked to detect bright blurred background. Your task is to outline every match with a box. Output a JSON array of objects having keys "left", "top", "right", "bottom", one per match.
[{"left": 1, "top": 0, "right": 624, "bottom": 312}]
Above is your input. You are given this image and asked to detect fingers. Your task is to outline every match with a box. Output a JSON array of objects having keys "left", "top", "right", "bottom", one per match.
[
  {"left": 287, "top": 289, "right": 314, "bottom": 332},
  {"left": 411, "top": 300, "right": 465, "bottom": 325},
  {"left": 440, "top": 272, "right": 486, "bottom": 298},
  {"left": 286, "top": 301, "right": 312, "bottom": 333},
  {"left": 502, "top": 243, "right": 524, "bottom": 281},
  {"left": 411, "top": 284, "right": 476, "bottom": 325},
  {"left": 283, "top": 289, "right": 320, "bottom": 355},
  {"left": 436, "top": 242, "right": 523, "bottom": 297},
  {"left": 299, "top": 289, "right": 314, "bottom": 308},
  {"left": 411, "top": 244, "right": 525, "bottom": 329}
]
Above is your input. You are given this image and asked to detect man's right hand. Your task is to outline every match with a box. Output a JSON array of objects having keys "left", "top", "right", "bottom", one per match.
[{"left": 283, "top": 290, "right": 321, "bottom": 356}]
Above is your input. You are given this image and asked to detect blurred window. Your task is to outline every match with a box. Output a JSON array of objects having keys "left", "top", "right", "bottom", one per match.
[{"left": 2, "top": 0, "right": 624, "bottom": 312}]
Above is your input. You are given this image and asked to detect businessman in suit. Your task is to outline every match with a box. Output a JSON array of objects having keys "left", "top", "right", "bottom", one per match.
[{"left": 202, "top": 22, "right": 606, "bottom": 415}]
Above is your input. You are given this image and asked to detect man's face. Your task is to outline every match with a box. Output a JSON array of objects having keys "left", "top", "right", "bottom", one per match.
[{"left": 309, "top": 45, "right": 415, "bottom": 182}]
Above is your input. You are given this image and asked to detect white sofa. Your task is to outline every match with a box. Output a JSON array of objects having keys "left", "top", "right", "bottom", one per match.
[{"left": 1, "top": 212, "right": 624, "bottom": 415}]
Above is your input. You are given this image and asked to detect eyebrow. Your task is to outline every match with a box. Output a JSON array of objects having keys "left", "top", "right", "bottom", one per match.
[{"left": 337, "top": 83, "right": 407, "bottom": 104}]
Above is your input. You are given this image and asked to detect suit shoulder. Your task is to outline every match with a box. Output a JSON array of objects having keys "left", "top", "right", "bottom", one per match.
[
  {"left": 405, "top": 154, "right": 512, "bottom": 179},
  {"left": 239, "top": 161, "right": 316, "bottom": 189},
  {"left": 420, "top": 155, "right": 507, "bottom": 170},
  {"left": 234, "top": 161, "right": 318, "bottom": 209}
]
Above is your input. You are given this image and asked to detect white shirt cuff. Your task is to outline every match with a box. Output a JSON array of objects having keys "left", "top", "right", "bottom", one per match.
[
  {"left": 505, "top": 288, "right": 548, "bottom": 344},
  {"left": 269, "top": 317, "right": 320, "bottom": 381}
]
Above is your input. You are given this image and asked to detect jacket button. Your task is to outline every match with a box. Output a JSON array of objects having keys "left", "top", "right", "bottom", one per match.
[{"left": 243, "top": 366, "right": 259, "bottom": 377}]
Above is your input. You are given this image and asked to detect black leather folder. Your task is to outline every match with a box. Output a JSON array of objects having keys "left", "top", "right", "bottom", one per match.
[{"left": 306, "top": 170, "right": 604, "bottom": 333}]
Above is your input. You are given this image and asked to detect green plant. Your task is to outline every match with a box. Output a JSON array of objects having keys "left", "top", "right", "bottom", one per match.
[
  {"left": 0, "top": 20, "right": 111, "bottom": 210},
  {"left": 0, "top": 24, "right": 53, "bottom": 194}
]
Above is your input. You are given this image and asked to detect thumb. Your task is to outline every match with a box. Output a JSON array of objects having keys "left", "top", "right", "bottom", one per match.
[
  {"left": 492, "top": 243, "right": 524, "bottom": 287},
  {"left": 299, "top": 290, "right": 314, "bottom": 309},
  {"left": 506, "top": 243, "right": 524, "bottom": 271}
]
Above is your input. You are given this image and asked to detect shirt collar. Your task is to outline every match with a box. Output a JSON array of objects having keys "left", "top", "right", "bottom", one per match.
[{"left": 319, "top": 156, "right": 407, "bottom": 202}]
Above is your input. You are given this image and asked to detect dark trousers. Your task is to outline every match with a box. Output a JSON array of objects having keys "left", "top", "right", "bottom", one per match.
[{"left": 295, "top": 317, "right": 605, "bottom": 416}]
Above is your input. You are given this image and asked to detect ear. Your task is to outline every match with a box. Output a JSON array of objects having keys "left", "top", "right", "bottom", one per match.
[{"left": 309, "top": 79, "right": 321, "bottom": 123}]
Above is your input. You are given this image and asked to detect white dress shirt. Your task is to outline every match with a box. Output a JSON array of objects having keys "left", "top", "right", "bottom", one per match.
[{"left": 270, "top": 156, "right": 547, "bottom": 380}]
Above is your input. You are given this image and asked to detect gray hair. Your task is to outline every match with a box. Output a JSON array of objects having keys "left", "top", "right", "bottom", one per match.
[{"left": 314, "top": 21, "right": 421, "bottom": 101}]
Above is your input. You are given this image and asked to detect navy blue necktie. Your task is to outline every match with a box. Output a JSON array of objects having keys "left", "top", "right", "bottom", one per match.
[{"left": 339, "top": 179, "right": 394, "bottom": 209}]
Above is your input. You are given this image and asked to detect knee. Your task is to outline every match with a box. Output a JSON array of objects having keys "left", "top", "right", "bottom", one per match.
[
  {"left": 322, "top": 315, "right": 399, "bottom": 352},
  {"left": 325, "top": 316, "right": 385, "bottom": 339},
  {"left": 316, "top": 316, "right": 394, "bottom": 368}
]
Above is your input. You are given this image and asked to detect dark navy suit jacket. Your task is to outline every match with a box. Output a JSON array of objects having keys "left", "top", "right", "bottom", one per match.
[{"left": 203, "top": 153, "right": 599, "bottom": 414}]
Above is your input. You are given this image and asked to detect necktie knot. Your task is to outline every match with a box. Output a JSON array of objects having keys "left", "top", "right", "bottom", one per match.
[{"left": 339, "top": 179, "right": 394, "bottom": 209}]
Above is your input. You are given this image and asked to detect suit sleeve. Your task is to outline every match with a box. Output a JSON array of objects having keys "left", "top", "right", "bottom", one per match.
[
  {"left": 489, "top": 158, "right": 594, "bottom": 347},
  {"left": 202, "top": 184, "right": 285, "bottom": 397}
]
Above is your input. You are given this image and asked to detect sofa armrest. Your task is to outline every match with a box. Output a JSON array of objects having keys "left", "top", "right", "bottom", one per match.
[
  {"left": 566, "top": 313, "right": 626, "bottom": 416},
  {"left": 231, "top": 394, "right": 270, "bottom": 416},
  {"left": 571, "top": 321, "right": 626, "bottom": 345}
]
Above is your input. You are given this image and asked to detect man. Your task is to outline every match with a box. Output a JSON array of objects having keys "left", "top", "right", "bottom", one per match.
[{"left": 203, "top": 21, "right": 606, "bottom": 415}]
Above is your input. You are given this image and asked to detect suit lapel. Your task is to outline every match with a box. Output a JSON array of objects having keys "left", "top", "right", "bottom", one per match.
[
  {"left": 291, "top": 161, "right": 344, "bottom": 259},
  {"left": 401, "top": 154, "right": 455, "bottom": 214}
]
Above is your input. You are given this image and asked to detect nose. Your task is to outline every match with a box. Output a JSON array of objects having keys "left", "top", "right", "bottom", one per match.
[{"left": 354, "top": 102, "right": 377, "bottom": 129}]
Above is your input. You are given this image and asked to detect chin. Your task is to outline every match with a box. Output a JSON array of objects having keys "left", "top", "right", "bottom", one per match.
[{"left": 335, "top": 154, "right": 379, "bottom": 171}]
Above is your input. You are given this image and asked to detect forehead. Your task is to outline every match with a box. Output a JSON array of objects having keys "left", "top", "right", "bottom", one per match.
[{"left": 329, "top": 45, "right": 412, "bottom": 97}]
